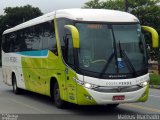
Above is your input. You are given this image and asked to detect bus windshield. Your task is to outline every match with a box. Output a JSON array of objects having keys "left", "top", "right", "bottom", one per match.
[{"left": 75, "top": 23, "right": 147, "bottom": 78}]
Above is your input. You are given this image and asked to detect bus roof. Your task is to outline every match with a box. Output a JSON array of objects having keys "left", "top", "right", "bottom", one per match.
[{"left": 3, "top": 8, "right": 139, "bottom": 34}]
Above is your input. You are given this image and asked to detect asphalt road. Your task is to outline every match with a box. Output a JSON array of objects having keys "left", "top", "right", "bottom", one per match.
[{"left": 0, "top": 68, "right": 160, "bottom": 120}]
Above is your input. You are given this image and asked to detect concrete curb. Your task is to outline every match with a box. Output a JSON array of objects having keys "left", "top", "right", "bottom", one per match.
[{"left": 150, "top": 85, "right": 160, "bottom": 89}]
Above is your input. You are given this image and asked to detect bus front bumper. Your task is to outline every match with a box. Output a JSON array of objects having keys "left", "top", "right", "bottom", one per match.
[{"left": 77, "top": 84, "right": 149, "bottom": 105}]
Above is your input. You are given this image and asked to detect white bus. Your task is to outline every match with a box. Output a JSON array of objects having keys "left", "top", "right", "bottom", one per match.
[{"left": 2, "top": 9, "right": 159, "bottom": 108}]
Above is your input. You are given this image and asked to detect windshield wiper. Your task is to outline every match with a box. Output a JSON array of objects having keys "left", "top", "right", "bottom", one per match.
[
  {"left": 99, "top": 52, "right": 114, "bottom": 78},
  {"left": 119, "top": 41, "right": 137, "bottom": 76}
]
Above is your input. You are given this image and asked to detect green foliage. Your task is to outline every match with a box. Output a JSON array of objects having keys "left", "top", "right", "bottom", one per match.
[
  {"left": 150, "top": 74, "right": 160, "bottom": 85},
  {"left": 84, "top": 0, "right": 160, "bottom": 10},
  {"left": 83, "top": 0, "right": 103, "bottom": 8},
  {"left": 1, "top": 5, "right": 42, "bottom": 29},
  {"left": 128, "top": 0, "right": 160, "bottom": 9},
  {"left": 0, "top": 5, "right": 43, "bottom": 37},
  {"left": 101, "top": 0, "right": 125, "bottom": 10}
]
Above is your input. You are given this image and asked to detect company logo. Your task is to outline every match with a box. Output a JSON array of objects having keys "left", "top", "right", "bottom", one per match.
[
  {"left": 106, "top": 81, "right": 132, "bottom": 86},
  {"left": 117, "top": 86, "right": 122, "bottom": 92},
  {"left": 109, "top": 75, "right": 127, "bottom": 78}
]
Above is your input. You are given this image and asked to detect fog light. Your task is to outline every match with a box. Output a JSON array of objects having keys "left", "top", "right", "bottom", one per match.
[{"left": 84, "top": 94, "right": 93, "bottom": 100}]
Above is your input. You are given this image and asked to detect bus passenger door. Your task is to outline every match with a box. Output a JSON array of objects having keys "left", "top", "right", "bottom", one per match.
[{"left": 64, "top": 33, "right": 77, "bottom": 104}]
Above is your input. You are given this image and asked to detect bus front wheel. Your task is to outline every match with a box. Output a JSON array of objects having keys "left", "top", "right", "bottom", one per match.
[
  {"left": 52, "top": 82, "right": 66, "bottom": 108},
  {"left": 107, "top": 104, "right": 119, "bottom": 109}
]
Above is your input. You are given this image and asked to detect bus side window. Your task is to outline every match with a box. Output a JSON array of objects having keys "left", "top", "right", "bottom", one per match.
[
  {"left": 31, "top": 25, "right": 41, "bottom": 50},
  {"left": 2, "top": 34, "right": 8, "bottom": 52},
  {"left": 22, "top": 25, "right": 42, "bottom": 51},
  {"left": 14, "top": 31, "right": 23, "bottom": 52},
  {"left": 42, "top": 21, "right": 58, "bottom": 56},
  {"left": 23, "top": 27, "right": 34, "bottom": 50},
  {"left": 64, "top": 30, "right": 74, "bottom": 66},
  {"left": 19, "top": 30, "right": 27, "bottom": 51},
  {"left": 9, "top": 33, "right": 17, "bottom": 52},
  {"left": 2, "top": 35, "right": 5, "bottom": 52},
  {"left": 56, "top": 18, "right": 74, "bottom": 61}
]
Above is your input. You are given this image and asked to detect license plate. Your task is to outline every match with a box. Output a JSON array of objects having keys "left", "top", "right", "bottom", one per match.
[{"left": 112, "top": 95, "right": 125, "bottom": 101}]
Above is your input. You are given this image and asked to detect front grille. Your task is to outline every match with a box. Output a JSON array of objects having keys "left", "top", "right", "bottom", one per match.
[{"left": 93, "top": 85, "right": 142, "bottom": 93}]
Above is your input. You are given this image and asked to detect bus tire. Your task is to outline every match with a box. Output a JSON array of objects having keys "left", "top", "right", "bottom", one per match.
[
  {"left": 107, "top": 104, "right": 119, "bottom": 109},
  {"left": 52, "top": 81, "right": 66, "bottom": 108},
  {"left": 12, "top": 74, "right": 21, "bottom": 94}
]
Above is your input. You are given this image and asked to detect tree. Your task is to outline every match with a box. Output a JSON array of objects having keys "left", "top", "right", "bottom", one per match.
[
  {"left": 83, "top": 0, "right": 103, "bottom": 8},
  {"left": 84, "top": 0, "right": 160, "bottom": 73},
  {"left": 84, "top": 0, "right": 160, "bottom": 11},
  {"left": 0, "top": 5, "right": 43, "bottom": 65},
  {"left": 1, "top": 5, "right": 42, "bottom": 28}
]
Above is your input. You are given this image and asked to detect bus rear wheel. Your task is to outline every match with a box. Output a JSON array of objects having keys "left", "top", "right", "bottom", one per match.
[
  {"left": 12, "top": 75, "right": 21, "bottom": 94},
  {"left": 52, "top": 82, "right": 66, "bottom": 108}
]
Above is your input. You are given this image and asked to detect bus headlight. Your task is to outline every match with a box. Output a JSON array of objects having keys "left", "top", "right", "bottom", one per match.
[
  {"left": 73, "top": 77, "right": 98, "bottom": 89},
  {"left": 139, "top": 81, "right": 148, "bottom": 87},
  {"left": 84, "top": 83, "right": 98, "bottom": 89}
]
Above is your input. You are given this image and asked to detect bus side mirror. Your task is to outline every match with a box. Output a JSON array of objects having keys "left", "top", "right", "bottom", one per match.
[
  {"left": 64, "top": 25, "right": 80, "bottom": 48},
  {"left": 142, "top": 26, "right": 159, "bottom": 48}
]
